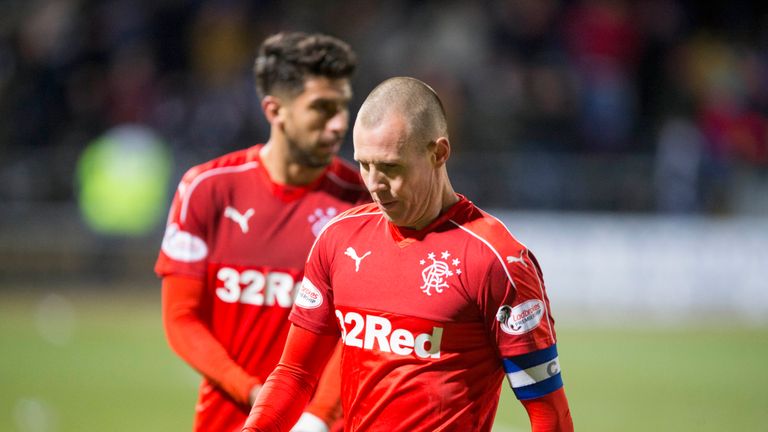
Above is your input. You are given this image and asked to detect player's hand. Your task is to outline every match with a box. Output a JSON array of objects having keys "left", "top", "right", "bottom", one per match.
[
  {"left": 248, "top": 383, "right": 263, "bottom": 405},
  {"left": 290, "top": 412, "right": 329, "bottom": 432}
]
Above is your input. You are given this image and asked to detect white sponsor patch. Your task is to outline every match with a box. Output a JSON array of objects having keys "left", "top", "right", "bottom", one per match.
[
  {"left": 161, "top": 223, "right": 208, "bottom": 262},
  {"left": 295, "top": 277, "right": 323, "bottom": 309},
  {"left": 496, "top": 299, "right": 545, "bottom": 335}
]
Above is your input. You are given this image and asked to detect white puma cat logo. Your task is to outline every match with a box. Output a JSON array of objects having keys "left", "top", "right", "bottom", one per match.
[
  {"left": 344, "top": 247, "right": 371, "bottom": 272},
  {"left": 224, "top": 206, "right": 254, "bottom": 233},
  {"left": 505, "top": 250, "right": 528, "bottom": 267}
]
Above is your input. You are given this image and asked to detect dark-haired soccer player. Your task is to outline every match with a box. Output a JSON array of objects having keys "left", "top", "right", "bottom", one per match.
[
  {"left": 243, "top": 77, "right": 573, "bottom": 431},
  {"left": 156, "top": 32, "right": 369, "bottom": 432}
]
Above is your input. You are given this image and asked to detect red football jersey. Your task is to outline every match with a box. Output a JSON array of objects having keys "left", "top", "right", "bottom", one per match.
[
  {"left": 155, "top": 144, "right": 368, "bottom": 432},
  {"left": 291, "top": 195, "right": 558, "bottom": 431}
]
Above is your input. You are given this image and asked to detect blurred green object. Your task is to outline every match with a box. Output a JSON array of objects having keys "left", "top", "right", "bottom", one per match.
[{"left": 76, "top": 125, "right": 172, "bottom": 236}]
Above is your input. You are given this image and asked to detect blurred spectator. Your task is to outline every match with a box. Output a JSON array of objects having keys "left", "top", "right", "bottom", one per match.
[
  {"left": 0, "top": 0, "right": 766, "bottom": 214},
  {"left": 563, "top": 0, "right": 643, "bottom": 152}
]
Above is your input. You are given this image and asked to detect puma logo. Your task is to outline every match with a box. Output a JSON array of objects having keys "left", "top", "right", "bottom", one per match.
[
  {"left": 505, "top": 250, "right": 527, "bottom": 267},
  {"left": 224, "top": 206, "right": 254, "bottom": 233},
  {"left": 344, "top": 247, "right": 371, "bottom": 272}
]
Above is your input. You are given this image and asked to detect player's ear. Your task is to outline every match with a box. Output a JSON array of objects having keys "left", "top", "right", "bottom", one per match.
[
  {"left": 432, "top": 137, "right": 450, "bottom": 167},
  {"left": 262, "top": 96, "right": 284, "bottom": 125}
]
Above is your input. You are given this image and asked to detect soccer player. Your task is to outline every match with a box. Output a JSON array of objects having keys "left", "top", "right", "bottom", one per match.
[
  {"left": 156, "top": 32, "right": 369, "bottom": 432},
  {"left": 242, "top": 77, "right": 574, "bottom": 432}
]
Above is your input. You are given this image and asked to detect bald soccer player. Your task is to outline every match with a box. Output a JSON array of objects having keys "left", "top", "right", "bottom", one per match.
[{"left": 242, "top": 77, "right": 573, "bottom": 432}]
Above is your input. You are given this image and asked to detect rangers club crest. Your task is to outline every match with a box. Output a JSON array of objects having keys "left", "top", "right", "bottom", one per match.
[{"left": 419, "top": 251, "right": 461, "bottom": 296}]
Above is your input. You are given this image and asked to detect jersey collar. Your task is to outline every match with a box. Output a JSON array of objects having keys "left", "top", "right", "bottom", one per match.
[
  {"left": 388, "top": 194, "right": 472, "bottom": 246},
  {"left": 251, "top": 145, "right": 333, "bottom": 202}
]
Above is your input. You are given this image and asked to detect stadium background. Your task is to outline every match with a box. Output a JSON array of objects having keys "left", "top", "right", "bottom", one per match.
[{"left": 1, "top": 1, "right": 766, "bottom": 431}]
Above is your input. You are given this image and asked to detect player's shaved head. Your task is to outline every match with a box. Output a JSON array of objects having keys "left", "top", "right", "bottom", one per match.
[{"left": 357, "top": 77, "right": 448, "bottom": 150}]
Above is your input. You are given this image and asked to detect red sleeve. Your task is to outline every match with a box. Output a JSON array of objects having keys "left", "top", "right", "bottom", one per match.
[
  {"left": 162, "top": 275, "right": 260, "bottom": 406},
  {"left": 520, "top": 388, "right": 574, "bottom": 432},
  {"left": 305, "top": 342, "right": 342, "bottom": 425},
  {"left": 243, "top": 324, "right": 339, "bottom": 432},
  {"left": 155, "top": 170, "right": 212, "bottom": 279},
  {"left": 480, "top": 248, "right": 557, "bottom": 357}
]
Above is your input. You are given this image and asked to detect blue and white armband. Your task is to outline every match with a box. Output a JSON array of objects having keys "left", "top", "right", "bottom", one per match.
[{"left": 502, "top": 344, "right": 563, "bottom": 400}]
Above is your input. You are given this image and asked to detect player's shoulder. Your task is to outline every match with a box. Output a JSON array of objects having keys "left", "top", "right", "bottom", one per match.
[
  {"left": 329, "top": 202, "right": 381, "bottom": 226},
  {"left": 306, "top": 203, "right": 381, "bottom": 260},
  {"left": 317, "top": 203, "right": 381, "bottom": 236},
  {"left": 452, "top": 202, "right": 527, "bottom": 258},
  {"left": 339, "top": 202, "right": 381, "bottom": 218},
  {"left": 181, "top": 145, "right": 261, "bottom": 184}
]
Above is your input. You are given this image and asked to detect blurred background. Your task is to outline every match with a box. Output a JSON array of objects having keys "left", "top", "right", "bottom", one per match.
[{"left": 1, "top": 0, "right": 766, "bottom": 431}]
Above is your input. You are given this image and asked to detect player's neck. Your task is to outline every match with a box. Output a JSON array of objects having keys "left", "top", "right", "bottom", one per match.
[
  {"left": 407, "top": 179, "right": 459, "bottom": 231},
  {"left": 260, "top": 141, "right": 326, "bottom": 186},
  {"left": 434, "top": 181, "right": 459, "bottom": 222}
]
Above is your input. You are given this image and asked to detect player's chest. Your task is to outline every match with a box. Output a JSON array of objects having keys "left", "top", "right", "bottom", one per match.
[
  {"left": 210, "top": 191, "right": 347, "bottom": 259},
  {"left": 330, "top": 234, "right": 483, "bottom": 321}
]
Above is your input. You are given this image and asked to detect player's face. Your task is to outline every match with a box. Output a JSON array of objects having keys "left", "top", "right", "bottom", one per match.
[
  {"left": 281, "top": 77, "right": 352, "bottom": 168},
  {"left": 354, "top": 115, "right": 440, "bottom": 230}
]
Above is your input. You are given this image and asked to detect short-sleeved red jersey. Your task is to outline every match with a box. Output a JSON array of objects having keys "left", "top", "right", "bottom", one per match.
[
  {"left": 155, "top": 144, "right": 368, "bottom": 432},
  {"left": 291, "top": 195, "right": 557, "bottom": 431}
]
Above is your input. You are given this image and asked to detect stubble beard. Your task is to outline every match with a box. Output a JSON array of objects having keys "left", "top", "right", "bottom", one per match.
[{"left": 286, "top": 137, "right": 334, "bottom": 169}]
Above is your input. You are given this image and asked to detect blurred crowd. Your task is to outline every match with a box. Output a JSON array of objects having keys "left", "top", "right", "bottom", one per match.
[{"left": 1, "top": 0, "right": 767, "bottom": 214}]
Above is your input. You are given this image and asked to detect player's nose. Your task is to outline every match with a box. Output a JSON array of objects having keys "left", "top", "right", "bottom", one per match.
[
  {"left": 326, "top": 109, "right": 348, "bottom": 136},
  {"left": 365, "top": 169, "right": 387, "bottom": 194}
]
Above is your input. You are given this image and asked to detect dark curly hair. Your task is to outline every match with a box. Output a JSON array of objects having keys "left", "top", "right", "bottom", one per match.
[{"left": 254, "top": 32, "right": 357, "bottom": 100}]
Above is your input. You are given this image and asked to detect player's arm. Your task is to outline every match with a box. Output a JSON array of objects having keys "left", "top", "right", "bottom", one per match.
[
  {"left": 477, "top": 240, "right": 573, "bottom": 431},
  {"left": 162, "top": 274, "right": 261, "bottom": 406},
  {"left": 521, "top": 388, "right": 572, "bottom": 432},
  {"left": 291, "top": 342, "right": 343, "bottom": 432},
  {"left": 243, "top": 323, "right": 339, "bottom": 432},
  {"left": 504, "top": 345, "right": 573, "bottom": 432}
]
